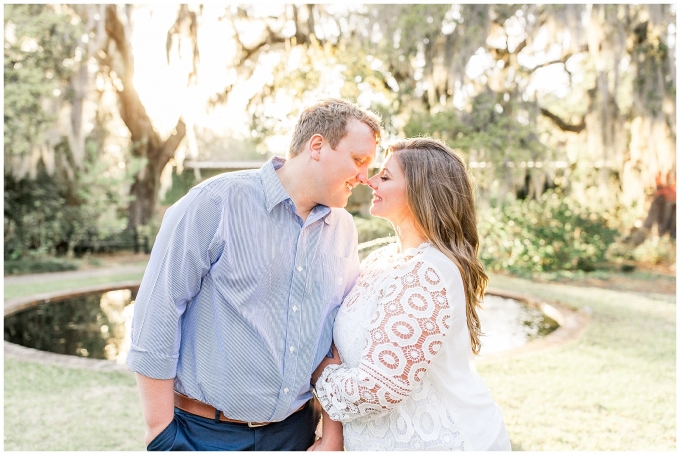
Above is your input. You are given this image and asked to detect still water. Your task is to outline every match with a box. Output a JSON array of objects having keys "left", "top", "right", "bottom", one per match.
[
  {"left": 478, "top": 294, "right": 559, "bottom": 355},
  {"left": 4, "top": 289, "right": 558, "bottom": 362},
  {"left": 4, "top": 289, "right": 135, "bottom": 363}
]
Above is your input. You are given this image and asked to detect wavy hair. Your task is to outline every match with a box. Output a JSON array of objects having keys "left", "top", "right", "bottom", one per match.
[{"left": 388, "top": 137, "right": 488, "bottom": 355}]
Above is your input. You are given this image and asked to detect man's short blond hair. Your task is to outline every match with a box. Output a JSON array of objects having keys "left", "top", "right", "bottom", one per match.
[{"left": 288, "top": 98, "right": 382, "bottom": 158}]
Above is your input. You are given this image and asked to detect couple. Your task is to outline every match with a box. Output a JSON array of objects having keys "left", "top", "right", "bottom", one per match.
[{"left": 128, "top": 98, "right": 510, "bottom": 451}]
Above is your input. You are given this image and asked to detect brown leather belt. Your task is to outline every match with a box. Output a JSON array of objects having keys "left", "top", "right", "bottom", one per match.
[{"left": 173, "top": 391, "right": 306, "bottom": 428}]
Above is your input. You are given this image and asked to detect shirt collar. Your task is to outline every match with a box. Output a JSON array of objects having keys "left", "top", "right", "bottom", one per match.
[
  {"left": 308, "top": 204, "right": 335, "bottom": 226},
  {"left": 260, "top": 157, "right": 291, "bottom": 212},
  {"left": 259, "top": 157, "right": 335, "bottom": 225},
  {"left": 260, "top": 156, "right": 290, "bottom": 212},
  {"left": 322, "top": 208, "right": 336, "bottom": 225}
]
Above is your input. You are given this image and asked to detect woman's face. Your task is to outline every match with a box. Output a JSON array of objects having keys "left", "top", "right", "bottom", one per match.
[{"left": 367, "top": 154, "right": 412, "bottom": 225}]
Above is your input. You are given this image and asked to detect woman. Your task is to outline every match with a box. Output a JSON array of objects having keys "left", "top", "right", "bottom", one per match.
[{"left": 309, "top": 138, "right": 511, "bottom": 451}]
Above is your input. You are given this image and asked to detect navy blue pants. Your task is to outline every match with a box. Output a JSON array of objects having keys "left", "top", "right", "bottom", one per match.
[{"left": 147, "top": 401, "right": 319, "bottom": 451}]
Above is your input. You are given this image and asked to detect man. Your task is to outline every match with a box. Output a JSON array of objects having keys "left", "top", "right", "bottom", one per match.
[{"left": 127, "top": 98, "right": 381, "bottom": 451}]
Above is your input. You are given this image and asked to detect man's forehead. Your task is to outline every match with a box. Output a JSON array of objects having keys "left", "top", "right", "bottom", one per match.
[{"left": 353, "top": 146, "right": 376, "bottom": 163}]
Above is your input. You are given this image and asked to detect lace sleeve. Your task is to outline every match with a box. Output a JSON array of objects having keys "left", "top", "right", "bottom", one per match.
[{"left": 315, "top": 261, "right": 453, "bottom": 422}]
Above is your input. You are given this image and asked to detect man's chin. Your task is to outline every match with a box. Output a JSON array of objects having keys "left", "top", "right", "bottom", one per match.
[{"left": 322, "top": 196, "right": 349, "bottom": 209}]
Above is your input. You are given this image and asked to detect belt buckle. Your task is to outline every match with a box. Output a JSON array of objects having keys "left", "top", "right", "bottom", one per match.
[{"left": 247, "top": 422, "right": 268, "bottom": 428}]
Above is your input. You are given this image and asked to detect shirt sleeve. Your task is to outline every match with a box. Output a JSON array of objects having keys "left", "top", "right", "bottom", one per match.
[
  {"left": 126, "top": 187, "right": 225, "bottom": 379},
  {"left": 325, "top": 214, "right": 360, "bottom": 359},
  {"left": 315, "top": 260, "right": 454, "bottom": 422}
]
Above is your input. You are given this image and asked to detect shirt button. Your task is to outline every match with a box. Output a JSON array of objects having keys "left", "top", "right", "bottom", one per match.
[
  {"left": 290, "top": 346, "right": 295, "bottom": 352},
  {"left": 292, "top": 305, "right": 298, "bottom": 312},
  {"left": 337, "top": 277, "right": 342, "bottom": 285},
  {"left": 297, "top": 266, "right": 303, "bottom": 272},
  {"left": 284, "top": 388, "right": 289, "bottom": 394}
]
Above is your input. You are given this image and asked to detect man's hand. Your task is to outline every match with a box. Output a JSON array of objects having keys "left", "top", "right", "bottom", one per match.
[{"left": 135, "top": 374, "right": 176, "bottom": 446}]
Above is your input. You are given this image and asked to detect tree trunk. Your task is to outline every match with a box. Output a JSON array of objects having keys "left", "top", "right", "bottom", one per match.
[
  {"left": 102, "top": 5, "right": 187, "bottom": 229},
  {"left": 631, "top": 180, "right": 677, "bottom": 246},
  {"left": 127, "top": 118, "right": 186, "bottom": 227}
]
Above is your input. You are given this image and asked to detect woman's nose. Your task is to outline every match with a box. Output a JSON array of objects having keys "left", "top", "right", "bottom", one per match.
[{"left": 367, "top": 175, "right": 378, "bottom": 189}]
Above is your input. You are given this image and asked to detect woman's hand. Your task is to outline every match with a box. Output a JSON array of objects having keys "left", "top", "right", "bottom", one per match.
[
  {"left": 307, "top": 404, "right": 344, "bottom": 451},
  {"left": 307, "top": 436, "right": 344, "bottom": 451},
  {"left": 311, "top": 343, "right": 342, "bottom": 386}
]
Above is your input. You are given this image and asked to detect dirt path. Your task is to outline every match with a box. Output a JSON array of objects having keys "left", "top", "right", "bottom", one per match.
[
  {"left": 6, "top": 253, "right": 674, "bottom": 295},
  {"left": 4, "top": 264, "right": 147, "bottom": 285},
  {"left": 533, "top": 262, "right": 676, "bottom": 296},
  {"left": 4, "top": 252, "right": 149, "bottom": 286}
]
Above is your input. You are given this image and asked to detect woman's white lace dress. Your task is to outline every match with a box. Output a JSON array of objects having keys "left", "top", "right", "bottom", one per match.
[{"left": 315, "top": 243, "right": 511, "bottom": 451}]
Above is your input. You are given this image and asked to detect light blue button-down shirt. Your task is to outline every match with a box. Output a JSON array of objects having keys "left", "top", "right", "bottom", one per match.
[{"left": 127, "top": 157, "right": 360, "bottom": 422}]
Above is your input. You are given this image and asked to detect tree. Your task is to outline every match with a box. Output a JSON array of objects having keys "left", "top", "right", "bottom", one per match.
[
  {"left": 353, "top": 5, "right": 674, "bottom": 237},
  {"left": 6, "top": 4, "right": 675, "bottom": 247},
  {"left": 4, "top": 4, "right": 83, "bottom": 179},
  {"left": 98, "top": 5, "right": 187, "bottom": 228},
  {"left": 5, "top": 4, "right": 192, "bottom": 233},
  {"left": 4, "top": 4, "right": 132, "bottom": 258}
]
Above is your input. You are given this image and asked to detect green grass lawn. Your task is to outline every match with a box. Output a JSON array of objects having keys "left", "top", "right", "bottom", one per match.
[
  {"left": 4, "top": 267, "right": 148, "bottom": 450},
  {"left": 4, "top": 359, "right": 146, "bottom": 451},
  {"left": 478, "top": 273, "right": 676, "bottom": 451},
  {"left": 3, "top": 272, "right": 145, "bottom": 300},
  {"left": 3, "top": 270, "right": 676, "bottom": 450}
]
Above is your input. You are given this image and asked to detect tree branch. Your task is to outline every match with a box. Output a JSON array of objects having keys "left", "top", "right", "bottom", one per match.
[
  {"left": 103, "top": 5, "right": 164, "bottom": 151},
  {"left": 513, "top": 38, "right": 527, "bottom": 55},
  {"left": 160, "top": 118, "right": 187, "bottom": 163},
  {"left": 104, "top": 5, "right": 134, "bottom": 84},
  {"left": 166, "top": 5, "right": 200, "bottom": 84},
  {"left": 527, "top": 44, "right": 588, "bottom": 73},
  {"left": 540, "top": 107, "right": 586, "bottom": 133}
]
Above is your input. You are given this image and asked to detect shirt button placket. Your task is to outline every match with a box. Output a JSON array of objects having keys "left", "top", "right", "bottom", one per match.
[{"left": 278, "top": 230, "right": 307, "bottom": 420}]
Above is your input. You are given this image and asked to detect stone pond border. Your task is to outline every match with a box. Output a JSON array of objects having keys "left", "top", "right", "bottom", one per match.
[
  {"left": 4, "top": 281, "right": 140, "bottom": 374},
  {"left": 4, "top": 281, "right": 590, "bottom": 373},
  {"left": 477, "top": 286, "right": 591, "bottom": 364}
]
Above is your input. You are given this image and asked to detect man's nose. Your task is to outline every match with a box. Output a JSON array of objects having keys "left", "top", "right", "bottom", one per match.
[{"left": 357, "top": 169, "right": 369, "bottom": 185}]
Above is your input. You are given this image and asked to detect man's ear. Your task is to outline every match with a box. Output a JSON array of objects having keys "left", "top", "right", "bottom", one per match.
[{"left": 309, "top": 134, "right": 323, "bottom": 161}]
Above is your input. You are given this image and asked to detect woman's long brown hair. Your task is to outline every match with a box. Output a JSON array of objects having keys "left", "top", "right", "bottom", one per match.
[{"left": 389, "top": 138, "right": 488, "bottom": 355}]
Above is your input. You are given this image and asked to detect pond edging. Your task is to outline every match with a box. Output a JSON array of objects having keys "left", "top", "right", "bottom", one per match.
[
  {"left": 4, "top": 280, "right": 141, "bottom": 374},
  {"left": 4, "top": 281, "right": 590, "bottom": 372},
  {"left": 477, "top": 287, "right": 591, "bottom": 364}
]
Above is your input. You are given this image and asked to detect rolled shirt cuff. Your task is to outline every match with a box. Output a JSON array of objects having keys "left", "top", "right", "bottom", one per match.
[{"left": 126, "top": 344, "right": 179, "bottom": 379}]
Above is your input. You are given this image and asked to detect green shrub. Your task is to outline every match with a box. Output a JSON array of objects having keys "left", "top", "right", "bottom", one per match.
[
  {"left": 478, "top": 190, "right": 619, "bottom": 274},
  {"left": 4, "top": 138, "right": 132, "bottom": 260},
  {"left": 353, "top": 215, "right": 394, "bottom": 244},
  {"left": 4, "top": 258, "right": 78, "bottom": 275},
  {"left": 631, "top": 235, "right": 676, "bottom": 265}
]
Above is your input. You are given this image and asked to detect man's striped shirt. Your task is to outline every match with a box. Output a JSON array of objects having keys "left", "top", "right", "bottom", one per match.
[{"left": 127, "top": 157, "right": 359, "bottom": 422}]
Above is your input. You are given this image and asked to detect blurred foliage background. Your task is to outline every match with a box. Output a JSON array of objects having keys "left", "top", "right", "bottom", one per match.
[{"left": 4, "top": 4, "right": 676, "bottom": 275}]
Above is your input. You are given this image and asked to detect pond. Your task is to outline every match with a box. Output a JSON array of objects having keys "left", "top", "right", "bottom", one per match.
[
  {"left": 4, "top": 289, "right": 136, "bottom": 363},
  {"left": 478, "top": 294, "right": 559, "bottom": 355},
  {"left": 4, "top": 289, "right": 558, "bottom": 362}
]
